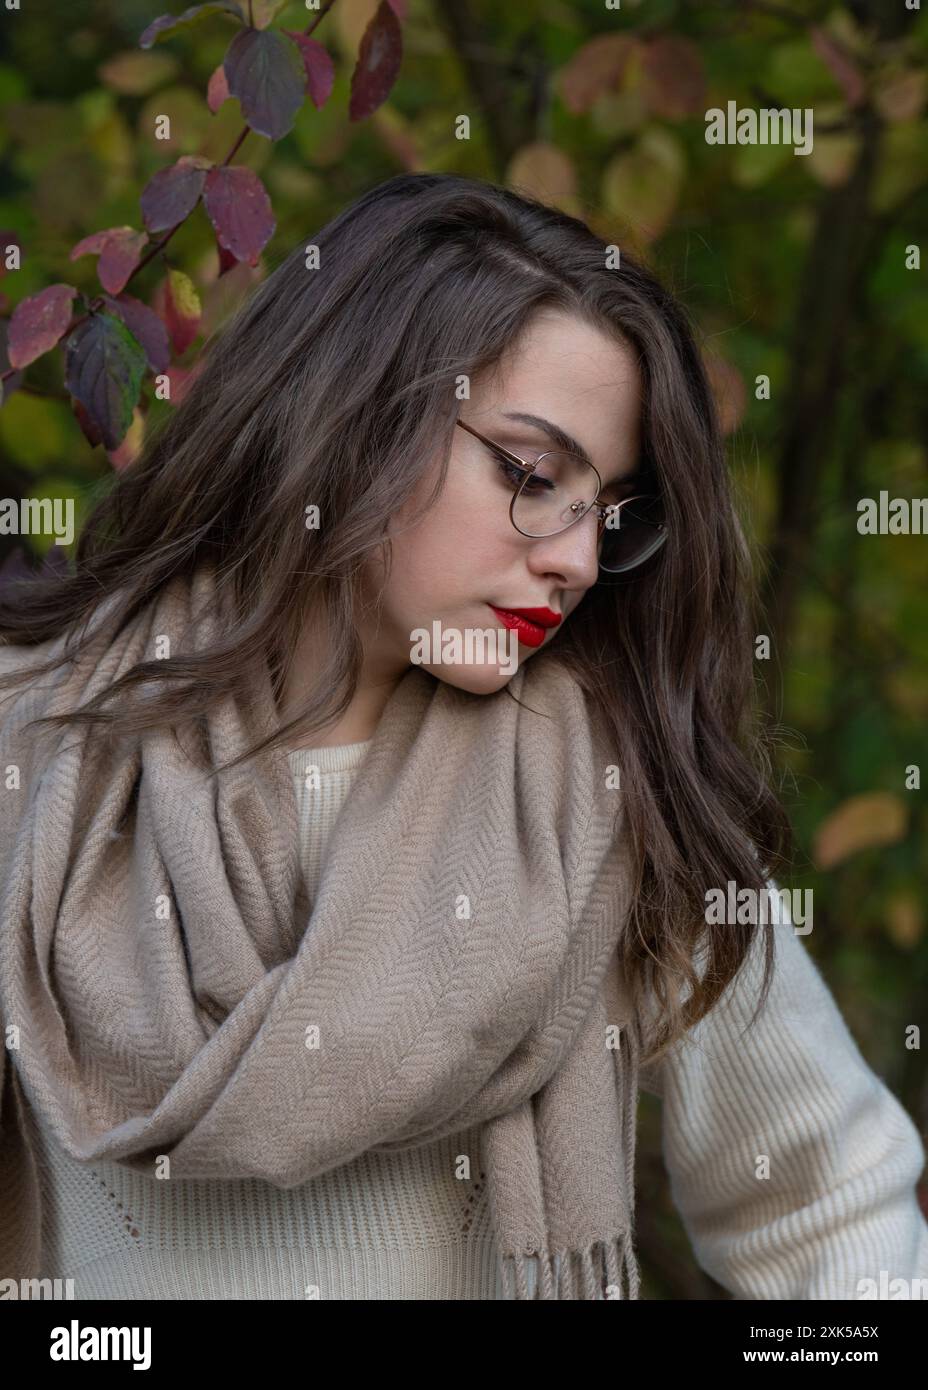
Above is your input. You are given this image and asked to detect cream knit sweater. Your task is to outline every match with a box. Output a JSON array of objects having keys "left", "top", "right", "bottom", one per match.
[{"left": 25, "top": 739, "right": 928, "bottom": 1300}]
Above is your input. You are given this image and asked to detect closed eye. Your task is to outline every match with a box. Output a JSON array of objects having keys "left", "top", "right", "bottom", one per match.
[
  {"left": 488, "top": 440, "right": 650, "bottom": 505},
  {"left": 487, "top": 446, "right": 554, "bottom": 493}
]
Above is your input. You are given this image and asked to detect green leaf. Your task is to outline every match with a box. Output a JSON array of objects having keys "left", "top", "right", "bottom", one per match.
[
  {"left": 764, "top": 38, "right": 844, "bottom": 105},
  {"left": 600, "top": 126, "right": 685, "bottom": 243}
]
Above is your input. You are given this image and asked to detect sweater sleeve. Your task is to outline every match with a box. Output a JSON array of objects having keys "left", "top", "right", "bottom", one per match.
[{"left": 640, "top": 887, "right": 928, "bottom": 1299}]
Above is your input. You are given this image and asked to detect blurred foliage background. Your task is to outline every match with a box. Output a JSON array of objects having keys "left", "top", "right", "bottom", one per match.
[{"left": 0, "top": 0, "right": 926, "bottom": 1298}]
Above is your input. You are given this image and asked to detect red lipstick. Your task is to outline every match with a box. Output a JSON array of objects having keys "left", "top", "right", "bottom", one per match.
[{"left": 489, "top": 605, "right": 562, "bottom": 649}]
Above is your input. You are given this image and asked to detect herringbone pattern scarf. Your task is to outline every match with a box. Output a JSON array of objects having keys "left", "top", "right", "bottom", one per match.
[{"left": 0, "top": 565, "right": 643, "bottom": 1299}]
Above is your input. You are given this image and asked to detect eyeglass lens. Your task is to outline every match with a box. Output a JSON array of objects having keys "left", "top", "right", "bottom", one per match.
[{"left": 512, "top": 452, "right": 666, "bottom": 572}]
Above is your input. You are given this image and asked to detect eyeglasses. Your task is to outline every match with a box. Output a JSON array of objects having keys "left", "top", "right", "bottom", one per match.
[{"left": 455, "top": 419, "right": 667, "bottom": 573}]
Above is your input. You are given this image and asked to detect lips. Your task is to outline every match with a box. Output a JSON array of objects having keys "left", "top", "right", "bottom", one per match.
[{"left": 489, "top": 605, "right": 562, "bottom": 649}]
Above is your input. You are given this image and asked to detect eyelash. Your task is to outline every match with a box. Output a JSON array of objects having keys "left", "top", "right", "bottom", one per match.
[
  {"left": 489, "top": 448, "right": 552, "bottom": 494},
  {"left": 487, "top": 445, "right": 626, "bottom": 504}
]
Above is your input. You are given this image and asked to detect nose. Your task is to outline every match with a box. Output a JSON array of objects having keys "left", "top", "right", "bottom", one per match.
[{"left": 524, "top": 506, "right": 601, "bottom": 589}]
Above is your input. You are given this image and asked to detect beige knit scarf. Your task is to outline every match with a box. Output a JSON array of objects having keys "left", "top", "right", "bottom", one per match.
[{"left": 0, "top": 565, "right": 643, "bottom": 1300}]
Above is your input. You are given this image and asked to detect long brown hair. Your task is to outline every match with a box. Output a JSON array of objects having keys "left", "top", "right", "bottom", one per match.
[{"left": 0, "top": 172, "right": 792, "bottom": 1062}]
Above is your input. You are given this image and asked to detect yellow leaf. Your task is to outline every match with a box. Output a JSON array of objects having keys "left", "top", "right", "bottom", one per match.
[
  {"left": 805, "top": 131, "right": 860, "bottom": 187},
  {"left": 874, "top": 67, "right": 927, "bottom": 123},
  {"left": 167, "top": 268, "right": 201, "bottom": 321},
  {"left": 590, "top": 87, "right": 647, "bottom": 139},
  {"left": 885, "top": 670, "right": 928, "bottom": 719},
  {"left": 506, "top": 143, "right": 577, "bottom": 209},
  {"left": 251, "top": 0, "right": 288, "bottom": 30},
  {"left": 107, "top": 406, "right": 146, "bottom": 472},
  {"left": 812, "top": 792, "right": 909, "bottom": 870},
  {"left": 885, "top": 892, "right": 923, "bottom": 949},
  {"left": 333, "top": 0, "right": 381, "bottom": 55},
  {"left": 600, "top": 127, "right": 685, "bottom": 244},
  {"left": 98, "top": 50, "right": 178, "bottom": 96}
]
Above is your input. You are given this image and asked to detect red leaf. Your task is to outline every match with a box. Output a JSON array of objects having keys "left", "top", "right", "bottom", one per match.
[
  {"left": 223, "top": 27, "right": 307, "bottom": 141},
  {"left": 640, "top": 36, "right": 706, "bottom": 119},
  {"left": 70, "top": 229, "right": 114, "bottom": 259},
  {"left": 140, "top": 155, "right": 212, "bottom": 233},
  {"left": 8, "top": 283, "right": 78, "bottom": 369},
  {"left": 0, "top": 321, "right": 25, "bottom": 401},
  {"left": 72, "top": 397, "right": 105, "bottom": 448},
  {"left": 102, "top": 292, "right": 172, "bottom": 373},
  {"left": 98, "top": 230, "right": 149, "bottom": 295},
  {"left": 282, "top": 31, "right": 335, "bottom": 110},
  {"left": 70, "top": 226, "right": 149, "bottom": 295},
  {"left": 349, "top": 0, "right": 402, "bottom": 122},
  {"left": 207, "top": 62, "right": 230, "bottom": 112},
  {"left": 558, "top": 34, "right": 636, "bottom": 116},
  {"left": 203, "top": 164, "right": 275, "bottom": 266},
  {"left": 810, "top": 25, "right": 866, "bottom": 108},
  {"left": 64, "top": 311, "right": 148, "bottom": 451},
  {"left": 217, "top": 242, "right": 239, "bottom": 276}
]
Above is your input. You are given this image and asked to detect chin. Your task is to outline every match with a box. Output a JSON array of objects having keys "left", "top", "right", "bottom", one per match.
[{"left": 419, "top": 660, "right": 524, "bottom": 695}]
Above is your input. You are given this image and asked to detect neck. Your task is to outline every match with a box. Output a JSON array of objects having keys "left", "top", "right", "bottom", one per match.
[{"left": 277, "top": 618, "right": 406, "bottom": 750}]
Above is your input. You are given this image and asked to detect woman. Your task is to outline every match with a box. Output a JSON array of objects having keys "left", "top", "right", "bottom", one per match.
[{"left": 0, "top": 172, "right": 925, "bottom": 1301}]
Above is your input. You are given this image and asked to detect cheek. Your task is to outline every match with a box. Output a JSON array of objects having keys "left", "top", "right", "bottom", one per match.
[
  {"left": 440, "top": 471, "right": 520, "bottom": 570},
  {"left": 379, "top": 465, "right": 522, "bottom": 624},
  {"left": 396, "top": 481, "right": 503, "bottom": 588},
  {"left": 372, "top": 512, "right": 455, "bottom": 623}
]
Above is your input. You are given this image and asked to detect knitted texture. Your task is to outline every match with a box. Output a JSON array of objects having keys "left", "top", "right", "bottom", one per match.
[
  {"left": 0, "top": 564, "right": 643, "bottom": 1299},
  {"left": 22, "top": 741, "right": 509, "bottom": 1299},
  {"left": 7, "top": 740, "right": 928, "bottom": 1300}
]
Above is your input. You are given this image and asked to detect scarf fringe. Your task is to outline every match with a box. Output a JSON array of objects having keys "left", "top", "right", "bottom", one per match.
[
  {"left": 497, "top": 1013, "right": 643, "bottom": 1301},
  {"left": 500, "top": 1229, "right": 640, "bottom": 1300}
]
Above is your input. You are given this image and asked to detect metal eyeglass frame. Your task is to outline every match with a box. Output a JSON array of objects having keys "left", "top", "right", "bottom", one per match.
[{"left": 454, "top": 418, "right": 666, "bottom": 571}]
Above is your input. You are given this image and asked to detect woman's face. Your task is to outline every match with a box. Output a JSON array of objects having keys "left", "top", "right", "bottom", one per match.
[{"left": 360, "top": 307, "right": 644, "bottom": 697}]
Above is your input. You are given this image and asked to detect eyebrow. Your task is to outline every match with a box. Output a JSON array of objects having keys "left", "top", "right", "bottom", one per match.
[{"left": 498, "top": 410, "right": 644, "bottom": 488}]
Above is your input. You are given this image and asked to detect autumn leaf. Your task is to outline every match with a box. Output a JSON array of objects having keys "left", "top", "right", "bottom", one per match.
[
  {"left": 223, "top": 26, "right": 307, "bottom": 141},
  {"left": 139, "top": 2, "right": 245, "bottom": 50},
  {"left": 203, "top": 164, "right": 275, "bottom": 266},
  {"left": 349, "top": 0, "right": 402, "bottom": 122},
  {"left": 7, "top": 284, "right": 78, "bottom": 369},
  {"left": 70, "top": 226, "right": 149, "bottom": 296},
  {"left": 64, "top": 311, "right": 148, "bottom": 451},
  {"left": 140, "top": 155, "right": 213, "bottom": 233},
  {"left": 812, "top": 793, "right": 909, "bottom": 870}
]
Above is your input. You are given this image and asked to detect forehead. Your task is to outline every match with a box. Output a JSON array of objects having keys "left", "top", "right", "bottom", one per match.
[{"left": 471, "top": 310, "right": 642, "bottom": 468}]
